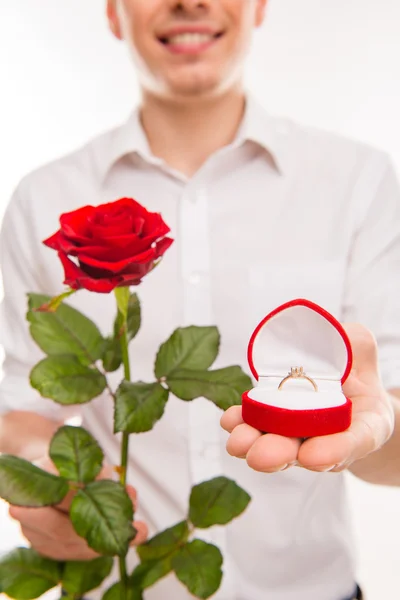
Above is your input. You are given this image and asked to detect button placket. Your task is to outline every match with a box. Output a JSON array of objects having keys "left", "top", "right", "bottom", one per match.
[{"left": 179, "top": 185, "right": 236, "bottom": 599}]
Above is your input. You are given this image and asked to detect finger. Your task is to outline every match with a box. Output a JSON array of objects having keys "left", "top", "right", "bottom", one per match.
[
  {"left": 20, "top": 525, "right": 99, "bottom": 561},
  {"left": 342, "top": 323, "right": 379, "bottom": 384},
  {"left": 246, "top": 434, "right": 301, "bottom": 473},
  {"left": 130, "top": 520, "right": 148, "bottom": 546},
  {"left": 220, "top": 406, "right": 244, "bottom": 433},
  {"left": 126, "top": 485, "right": 138, "bottom": 511},
  {"left": 298, "top": 410, "right": 390, "bottom": 471},
  {"left": 226, "top": 423, "right": 263, "bottom": 458},
  {"left": 55, "top": 487, "right": 78, "bottom": 512},
  {"left": 9, "top": 505, "right": 81, "bottom": 543},
  {"left": 99, "top": 463, "right": 117, "bottom": 480}
]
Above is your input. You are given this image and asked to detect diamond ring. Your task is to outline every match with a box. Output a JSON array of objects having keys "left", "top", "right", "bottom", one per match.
[{"left": 278, "top": 367, "right": 318, "bottom": 392}]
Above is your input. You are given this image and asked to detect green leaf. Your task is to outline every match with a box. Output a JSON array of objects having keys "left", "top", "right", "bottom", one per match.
[
  {"left": 62, "top": 556, "right": 113, "bottom": 595},
  {"left": 155, "top": 326, "right": 220, "bottom": 379},
  {"left": 0, "top": 548, "right": 61, "bottom": 599},
  {"left": 172, "top": 540, "right": 223, "bottom": 599},
  {"left": 137, "top": 521, "right": 189, "bottom": 562},
  {"left": 30, "top": 355, "right": 107, "bottom": 405},
  {"left": 0, "top": 455, "right": 69, "bottom": 507},
  {"left": 33, "top": 289, "right": 77, "bottom": 312},
  {"left": 114, "top": 382, "right": 169, "bottom": 434},
  {"left": 167, "top": 366, "right": 252, "bottom": 409},
  {"left": 189, "top": 476, "right": 251, "bottom": 528},
  {"left": 70, "top": 480, "right": 135, "bottom": 556},
  {"left": 102, "top": 336, "right": 123, "bottom": 373},
  {"left": 103, "top": 294, "right": 141, "bottom": 372},
  {"left": 102, "top": 582, "right": 142, "bottom": 600},
  {"left": 49, "top": 425, "right": 104, "bottom": 484},
  {"left": 27, "top": 293, "right": 105, "bottom": 365},
  {"left": 131, "top": 558, "right": 173, "bottom": 590},
  {"left": 125, "top": 293, "right": 141, "bottom": 341}
]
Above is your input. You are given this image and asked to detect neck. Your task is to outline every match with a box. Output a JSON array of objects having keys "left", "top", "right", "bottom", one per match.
[{"left": 139, "top": 88, "right": 246, "bottom": 178}]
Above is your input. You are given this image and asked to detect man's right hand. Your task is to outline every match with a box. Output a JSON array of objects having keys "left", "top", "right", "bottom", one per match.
[{"left": 8, "top": 457, "right": 148, "bottom": 561}]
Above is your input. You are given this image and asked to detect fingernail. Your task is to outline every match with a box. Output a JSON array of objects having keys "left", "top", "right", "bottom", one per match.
[
  {"left": 281, "top": 461, "right": 298, "bottom": 471},
  {"left": 316, "top": 464, "right": 339, "bottom": 472},
  {"left": 278, "top": 464, "right": 289, "bottom": 471}
]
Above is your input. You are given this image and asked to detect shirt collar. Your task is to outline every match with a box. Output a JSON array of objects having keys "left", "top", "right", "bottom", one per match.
[
  {"left": 235, "top": 95, "right": 288, "bottom": 174},
  {"left": 101, "top": 94, "right": 288, "bottom": 181}
]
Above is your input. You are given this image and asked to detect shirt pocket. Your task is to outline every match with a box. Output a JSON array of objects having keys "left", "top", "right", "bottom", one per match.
[{"left": 248, "top": 261, "right": 347, "bottom": 329}]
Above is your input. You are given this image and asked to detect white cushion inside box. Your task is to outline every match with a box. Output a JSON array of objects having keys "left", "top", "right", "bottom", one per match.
[
  {"left": 248, "top": 377, "right": 346, "bottom": 410},
  {"left": 250, "top": 305, "right": 348, "bottom": 380}
]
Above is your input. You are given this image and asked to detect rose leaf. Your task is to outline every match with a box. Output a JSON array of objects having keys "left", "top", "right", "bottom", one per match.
[
  {"left": 49, "top": 425, "right": 104, "bottom": 484},
  {"left": 102, "top": 582, "right": 142, "bottom": 600},
  {"left": 0, "top": 455, "right": 69, "bottom": 507},
  {"left": 61, "top": 556, "right": 114, "bottom": 596},
  {"left": 172, "top": 540, "right": 223, "bottom": 600},
  {"left": 70, "top": 480, "right": 135, "bottom": 556},
  {"left": 137, "top": 521, "right": 189, "bottom": 562},
  {"left": 30, "top": 355, "right": 107, "bottom": 405},
  {"left": 103, "top": 293, "right": 141, "bottom": 372},
  {"left": 114, "top": 382, "right": 169, "bottom": 434},
  {"left": 27, "top": 293, "right": 105, "bottom": 366},
  {"left": 131, "top": 558, "right": 174, "bottom": 591},
  {"left": 189, "top": 476, "right": 251, "bottom": 529},
  {"left": 155, "top": 326, "right": 220, "bottom": 379},
  {"left": 0, "top": 548, "right": 62, "bottom": 600},
  {"left": 166, "top": 366, "right": 252, "bottom": 409}
]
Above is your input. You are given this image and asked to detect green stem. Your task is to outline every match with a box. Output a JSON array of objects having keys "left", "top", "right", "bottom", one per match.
[
  {"left": 120, "top": 325, "right": 131, "bottom": 380},
  {"left": 117, "top": 311, "right": 132, "bottom": 600},
  {"left": 119, "top": 324, "right": 131, "bottom": 488}
]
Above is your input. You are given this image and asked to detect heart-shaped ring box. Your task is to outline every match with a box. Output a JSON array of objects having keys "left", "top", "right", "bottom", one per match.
[{"left": 242, "top": 299, "right": 353, "bottom": 438}]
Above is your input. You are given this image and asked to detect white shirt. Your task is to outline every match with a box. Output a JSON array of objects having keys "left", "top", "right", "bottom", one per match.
[{"left": 1, "top": 97, "right": 400, "bottom": 600}]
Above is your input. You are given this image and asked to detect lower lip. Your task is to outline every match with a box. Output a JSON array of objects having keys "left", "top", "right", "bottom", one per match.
[{"left": 161, "top": 36, "right": 221, "bottom": 55}]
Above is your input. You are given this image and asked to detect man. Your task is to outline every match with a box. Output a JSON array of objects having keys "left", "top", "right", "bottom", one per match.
[{"left": 1, "top": 1, "right": 399, "bottom": 598}]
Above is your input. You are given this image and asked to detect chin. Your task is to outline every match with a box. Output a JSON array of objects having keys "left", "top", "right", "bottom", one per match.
[
  {"left": 167, "top": 76, "right": 226, "bottom": 99},
  {"left": 162, "top": 64, "right": 229, "bottom": 98}
]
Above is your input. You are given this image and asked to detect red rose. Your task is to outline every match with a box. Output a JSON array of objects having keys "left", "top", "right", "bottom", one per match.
[{"left": 43, "top": 198, "right": 173, "bottom": 293}]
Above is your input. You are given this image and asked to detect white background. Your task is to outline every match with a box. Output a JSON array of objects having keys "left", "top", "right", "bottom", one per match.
[{"left": 1, "top": 1, "right": 400, "bottom": 598}]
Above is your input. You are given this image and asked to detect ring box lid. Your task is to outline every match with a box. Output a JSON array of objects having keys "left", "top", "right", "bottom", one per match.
[{"left": 247, "top": 299, "right": 353, "bottom": 384}]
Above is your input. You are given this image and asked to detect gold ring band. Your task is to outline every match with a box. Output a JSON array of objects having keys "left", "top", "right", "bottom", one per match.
[{"left": 278, "top": 367, "right": 318, "bottom": 392}]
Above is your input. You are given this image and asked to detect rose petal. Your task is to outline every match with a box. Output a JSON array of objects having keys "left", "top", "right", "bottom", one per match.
[
  {"left": 58, "top": 252, "right": 119, "bottom": 293},
  {"left": 90, "top": 230, "right": 168, "bottom": 250},
  {"left": 43, "top": 230, "right": 63, "bottom": 250},
  {"left": 154, "top": 236, "right": 174, "bottom": 258},
  {"left": 77, "top": 247, "right": 157, "bottom": 273},
  {"left": 94, "top": 197, "right": 149, "bottom": 220},
  {"left": 45, "top": 199, "right": 173, "bottom": 292},
  {"left": 59, "top": 205, "right": 96, "bottom": 240},
  {"left": 69, "top": 233, "right": 163, "bottom": 260},
  {"left": 90, "top": 217, "right": 135, "bottom": 238},
  {"left": 132, "top": 217, "right": 145, "bottom": 236},
  {"left": 142, "top": 213, "right": 170, "bottom": 238}
]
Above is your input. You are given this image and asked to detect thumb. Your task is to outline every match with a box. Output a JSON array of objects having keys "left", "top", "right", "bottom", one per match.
[
  {"left": 342, "top": 323, "right": 379, "bottom": 382},
  {"left": 126, "top": 484, "right": 138, "bottom": 512},
  {"left": 125, "top": 484, "right": 147, "bottom": 546}
]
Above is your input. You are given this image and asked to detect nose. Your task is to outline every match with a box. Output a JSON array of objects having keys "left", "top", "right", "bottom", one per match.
[{"left": 170, "top": 0, "right": 210, "bottom": 13}]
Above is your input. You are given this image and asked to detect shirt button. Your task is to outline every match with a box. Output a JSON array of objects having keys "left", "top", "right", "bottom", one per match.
[{"left": 187, "top": 272, "right": 202, "bottom": 285}]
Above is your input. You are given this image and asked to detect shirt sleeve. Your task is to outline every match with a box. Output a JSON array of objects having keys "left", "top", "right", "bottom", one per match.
[
  {"left": 0, "top": 182, "right": 78, "bottom": 420},
  {"left": 342, "top": 154, "right": 400, "bottom": 391}
]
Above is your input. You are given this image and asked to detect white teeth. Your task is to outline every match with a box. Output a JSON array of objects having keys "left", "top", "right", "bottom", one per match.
[{"left": 167, "top": 33, "right": 214, "bottom": 45}]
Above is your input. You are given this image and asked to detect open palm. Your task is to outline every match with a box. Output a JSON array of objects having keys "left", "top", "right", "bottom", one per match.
[{"left": 221, "top": 324, "right": 394, "bottom": 473}]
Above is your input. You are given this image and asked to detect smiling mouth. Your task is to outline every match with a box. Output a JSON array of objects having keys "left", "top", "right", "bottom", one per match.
[{"left": 158, "top": 32, "right": 224, "bottom": 46}]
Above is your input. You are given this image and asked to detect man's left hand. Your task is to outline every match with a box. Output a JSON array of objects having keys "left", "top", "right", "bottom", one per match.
[{"left": 221, "top": 324, "right": 395, "bottom": 473}]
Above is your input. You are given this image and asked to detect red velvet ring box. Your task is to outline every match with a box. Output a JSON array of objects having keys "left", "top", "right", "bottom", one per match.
[{"left": 242, "top": 299, "right": 353, "bottom": 438}]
